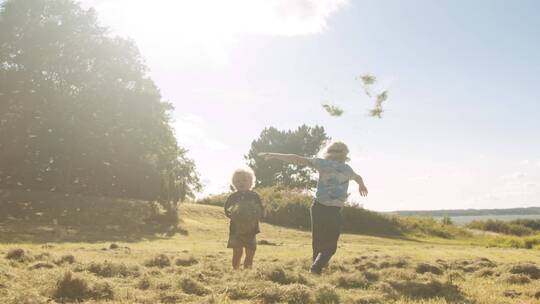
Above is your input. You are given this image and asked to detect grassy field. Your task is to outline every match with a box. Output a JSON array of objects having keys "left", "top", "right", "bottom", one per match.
[{"left": 1, "top": 203, "right": 540, "bottom": 303}]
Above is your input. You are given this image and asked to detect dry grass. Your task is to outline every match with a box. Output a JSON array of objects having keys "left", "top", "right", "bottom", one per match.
[{"left": 1, "top": 203, "right": 540, "bottom": 303}]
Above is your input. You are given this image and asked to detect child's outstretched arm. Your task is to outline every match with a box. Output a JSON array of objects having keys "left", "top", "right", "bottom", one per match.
[
  {"left": 258, "top": 152, "right": 312, "bottom": 167},
  {"left": 352, "top": 172, "right": 368, "bottom": 197}
]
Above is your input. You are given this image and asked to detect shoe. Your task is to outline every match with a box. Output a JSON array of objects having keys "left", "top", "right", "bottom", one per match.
[{"left": 310, "top": 266, "right": 322, "bottom": 275}]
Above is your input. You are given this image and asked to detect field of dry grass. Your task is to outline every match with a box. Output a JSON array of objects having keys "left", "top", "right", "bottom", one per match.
[{"left": 1, "top": 203, "right": 540, "bottom": 303}]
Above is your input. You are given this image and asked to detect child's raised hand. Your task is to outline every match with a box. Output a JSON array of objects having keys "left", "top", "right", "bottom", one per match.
[{"left": 359, "top": 183, "right": 368, "bottom": 197}]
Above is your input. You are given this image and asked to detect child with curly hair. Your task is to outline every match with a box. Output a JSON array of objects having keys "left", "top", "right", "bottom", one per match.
[{"left": 224, "top": 169, "right": 264, "bottom": 270}]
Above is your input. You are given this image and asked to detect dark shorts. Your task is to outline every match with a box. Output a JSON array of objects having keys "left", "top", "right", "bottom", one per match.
[{"left": 227, "top": 233, "right": 257, "bottom": 250}]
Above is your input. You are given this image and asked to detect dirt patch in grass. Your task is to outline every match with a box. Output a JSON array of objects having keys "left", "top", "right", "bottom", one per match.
[
  {"left": 280, "top": 283, "right": 314, "bottom": 304},
  {"left": 315, "top": 284, "right": 340, "bottom": 304},
  {"left": 346, "top": 295, "right": 385, "bottom": 304},
  {"left": 383, "top": 278, "right": 465, "bottom": 301},
  {"left": 262, "top": 266, "right": 308, "bottom": 285},
  {"left": 355, "top": 261, "right": 378, "bottom": 271},
  {"left": 449, "top": 258, "right": 497, "bottom": 273},
  {"left": 28, "top": 262, "right": 55, "bottom": 270},
  {"left": 54, "top": 254, "right": 75, "bottom": 265},
  {"left": 136, "top": 276, "right": 151, "bottom": 290},
  {"left": 258, "top": 239, "right": 278, "bottom": 246},
  {"left": 506, "top": 263, "right": 540, "bottom": 279},
  {"left": 156, "top": 282, "right": 172, "bottom": 290},
  {"left": 5, "top": 248, "right": 32, "bottom": 263},
  {"left": 333, "top": 273, "right": 372, "bottom": 289},
  {"left": 415, "top": 263, "right": 443, "bottom": 275},
  {"left": 476, "top": 269, "right": 495, "bottom": 277},
  {"left": 53, "top": 271, "right": 114, "bottom": 301},
  {"left": 179, "top": 276, "right": 210, "bottom": 296},
  {"left": 225, "top": 282, "right": 259, "bottom": 300},
  {"left": 175, "top": 255, "right": 198, "bottom": 267},
  {"left": 159, "top": 292, "right": 185, "bottom": 304},
  {"left": 503, "top": 274, "right": 531, "bottom": 285},
  {"left": 87, "top": 260, "right": 140, "bottom": 278},
  {"left": 34, "top": 252, "right": 51, "bottom": 261},
  {"left": 259, "top": 284, "right": 282, "bottom": 303},
  {"left": 380, "top": 268, "right": 418, "bottom": 281},
  {"left": 377, "top": 257, "right": 408, "bottom": 269},
  {"left": 90, "top": 281, "right": 115, "bottom": 300},
  {"left": 503, "top": 290, "right": 522, "bottom": 298},
  {"left": 144, "top": 254, "right": 171, "bottom": 268}
]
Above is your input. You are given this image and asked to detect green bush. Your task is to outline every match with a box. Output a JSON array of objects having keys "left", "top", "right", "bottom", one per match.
[
  {"left": 486, "top": 235, "right": 540, "bottom": 249},
  {"left": 342, "top": 205, "right": 402, "bottom": 236},
  {"left": 396, "top": 216, "right": 470, "bottom": 239},
  {"left": 511, "top": 219, "right": 540, "bottom": 231},
  {"left": 524, "top": 235, "right": 540, "bottom": 249},
  {"left": 258, "top": 187, "right": 312, "bottom": 230},
  {"left": 197, "top": 187, "right": 469, "bottom": 238},
  {"left": 467, "top": 219, "right": 534, "bottom": 236}
]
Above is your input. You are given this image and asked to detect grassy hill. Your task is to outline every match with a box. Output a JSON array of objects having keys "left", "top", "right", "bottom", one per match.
[{"left": 1, "top": 202, "right": 540, "bottom": 303}]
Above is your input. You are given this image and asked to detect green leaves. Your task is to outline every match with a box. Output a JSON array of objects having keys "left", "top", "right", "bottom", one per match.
[
  {"left": 0, "top": 0, "right": 200, "bottom": 205},
  {"left": 321, "top": 104, "right": 344, "bottom": 117},
  {"left": 358, "top": 74, "right": 390, "bottom": 119},
  {"left": 321, "top": 74, "right": 390, "bottom": 119},
  {"left": 246, "top": 125, "right": 330, "bottom": 189},
  {"left": 359, "top": 74, "right": 377, "bottom": 86}
]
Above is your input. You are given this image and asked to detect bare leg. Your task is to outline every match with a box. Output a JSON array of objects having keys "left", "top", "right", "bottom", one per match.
[
  {"left": 244, "top": 248, "right": 256, "bottom": 269},
  {"left": 232, "top": 247, "right": 243, "bottom": 270}
]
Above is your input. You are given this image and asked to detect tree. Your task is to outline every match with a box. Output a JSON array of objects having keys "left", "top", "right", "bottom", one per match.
[
  {"left": 0, "top": 0, "right": 201, "bottom": 209},
  {"left": 246, "top": 125, "right": 330, "bottom": 189}
]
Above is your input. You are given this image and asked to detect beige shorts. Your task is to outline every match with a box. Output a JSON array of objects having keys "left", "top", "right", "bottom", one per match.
[{"left": 227, "top": 233, "right": 257, "bottom": 250}]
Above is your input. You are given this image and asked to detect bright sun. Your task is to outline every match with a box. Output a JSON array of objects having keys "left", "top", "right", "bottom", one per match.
[{"left": 84, "top": 0, "right": 348, "bottom": 65}]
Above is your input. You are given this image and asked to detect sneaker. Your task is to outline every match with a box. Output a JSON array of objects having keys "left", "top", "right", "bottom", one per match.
[{"left": 310, "top": 266, "right": 322, "bottom": 275}]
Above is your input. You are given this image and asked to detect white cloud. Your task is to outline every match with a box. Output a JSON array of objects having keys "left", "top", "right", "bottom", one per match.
[
  {"left": 172, "top": 113, "right": 228, "bottom": 151},
  {"left": 519, "top": 159, "right": 530, "bottom": 165},
  {"left": 80, "top": 0, "right": 349, "bottom": 65},
  {"left": 500, "top": 172, "right": 527, "bottom": 181}
]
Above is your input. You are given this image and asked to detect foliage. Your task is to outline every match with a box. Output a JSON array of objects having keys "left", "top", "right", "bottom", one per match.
[
  {"left": 395, "top": 216, "right": 471, "bottom": 239},
  {"left": 196, "top": 187, "right": 470, "bottom": 238},
  {"left": 0, "top": 0, "right": 200, "bottom": 212},
  {"left": 467, "top": 219, "right": 535, "bottom": 236},
  {"left": 487, "top": 235, "right": 540, "bottom": 249},
  {"left": 441, "top": 216, "right": 453, "bottom": 225},
  {"left": 0, "top": 189, "right": 179, "bottom": 242},
  {"left": 513, "top": 219, "right": 540, "bottom": 231},
  {"left": 257, "top": 187, "right": 313, "bottom": 230},
  {"left": 245, "top": 125, "right": 330, "bottom": 188},
  {"left": 321, "top": 104, "right": 344, "bottom": 117},
  {"left": 358, "top": 74, "right": 389, "bottom": 118}
]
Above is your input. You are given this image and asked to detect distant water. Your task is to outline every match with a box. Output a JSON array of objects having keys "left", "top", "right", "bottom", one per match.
[{"left": 435, "top": 214, "right": 540, "bottom": 225}]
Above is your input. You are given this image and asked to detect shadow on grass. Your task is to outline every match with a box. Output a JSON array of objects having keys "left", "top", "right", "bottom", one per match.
[{"left": 0, "top": 189, "right": 187, "bottom": 244}]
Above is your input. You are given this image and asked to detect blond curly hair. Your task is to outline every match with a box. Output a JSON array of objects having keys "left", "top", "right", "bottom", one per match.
[
  {"left": 323, "top": 141, "right": 350, "bottom": 162},
  {"left": 231, "top": 168, "right": 255, "bottom": 191}
]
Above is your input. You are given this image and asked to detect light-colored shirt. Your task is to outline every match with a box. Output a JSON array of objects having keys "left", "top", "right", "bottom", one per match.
[{"left": 310, "top": 158, "right": 355, "bottom": 207}]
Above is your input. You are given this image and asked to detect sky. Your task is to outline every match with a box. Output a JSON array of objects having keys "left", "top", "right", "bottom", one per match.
[{"left": 80, "top": 0, "right": 540, "bottom": 211}]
